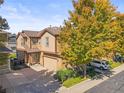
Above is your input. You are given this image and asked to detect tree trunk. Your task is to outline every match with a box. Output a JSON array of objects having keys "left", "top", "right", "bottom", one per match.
[{"left": 83, "top": 64, "right": 87, "bottom": 78}]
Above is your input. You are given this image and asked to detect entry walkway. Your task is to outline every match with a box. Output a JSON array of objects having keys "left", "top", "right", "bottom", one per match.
[
  {"left": 30, "top": 64, "right": 46, "bottom": 72},
  {"left": 58, "top": 64, "right": 124, "bottom": 93}
]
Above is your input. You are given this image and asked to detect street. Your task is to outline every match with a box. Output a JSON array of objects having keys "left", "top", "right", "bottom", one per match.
[{"left": 85, "top": 71, "right": 124, "bottom": 93}]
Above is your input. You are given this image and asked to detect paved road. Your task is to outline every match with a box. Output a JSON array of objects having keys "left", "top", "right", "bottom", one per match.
[
  {"left": 85, "top": 71, "right": 124, "bottom": 93},
  {"left": 0, "top": 68, "right": 60, "bottom": 93}
]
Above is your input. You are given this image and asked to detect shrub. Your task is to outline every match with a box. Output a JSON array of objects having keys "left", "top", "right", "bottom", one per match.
[
  {"left": 9, "top": 53, "right": 16, "bottom": 59},
  {"left": 0, "top": 53, "right": 8, "bottom": 65},
  {"left": 108, "top": 60, "right": 122, "bottom": 69},
  {"left": 56, "top": 69, "right": 76, "bottom": 82},
  {"left": 87, "top": 67, "right": 96, "bottom": 78}
]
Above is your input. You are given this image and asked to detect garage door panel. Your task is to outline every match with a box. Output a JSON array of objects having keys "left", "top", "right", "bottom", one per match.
[{"left": 44, "top": 57, "right": 58, "bottom": 71}]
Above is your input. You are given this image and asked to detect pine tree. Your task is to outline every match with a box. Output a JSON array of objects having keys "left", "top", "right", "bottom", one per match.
[{"left": 0, "top": 0, "right": 9, "bottom": 31}]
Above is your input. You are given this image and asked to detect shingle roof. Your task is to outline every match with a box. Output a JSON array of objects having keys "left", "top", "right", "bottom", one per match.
[
  {"left": 0, "top": 31, "right": 10, "bottom": 34},
  {"left": 43, "top": 51, "right": 61, "bottom": 57},
  {"left": 0, "top": 47, "right": 12, "bottom": 53},
  {"left": 22, "top": 30, "right": 40, "bottom": 37},
  {"left": 20, "top": 32, "right": 27, "bottom": 37},
  {"left": 42, "top": 27, "right": 61, "bottom": 36},
  {"left": 18, "top": 27, "right": 61, "bottom": 38}
]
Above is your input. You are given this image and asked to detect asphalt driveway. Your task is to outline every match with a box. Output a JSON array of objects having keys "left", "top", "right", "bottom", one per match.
[
  {"left": 85, "top": 71, "right": 124, "bottom": 93},
  {"left": 0, "top": 68, "right": 60, "bottom": 93}
]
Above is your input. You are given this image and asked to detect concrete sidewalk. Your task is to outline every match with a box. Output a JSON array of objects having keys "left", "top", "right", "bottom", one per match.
[
  {"left": 58, "top": 64, "right": 124, "bottom": 93},
  {"left": 30, "top": 64, "right": 46, "bottom": 72}
]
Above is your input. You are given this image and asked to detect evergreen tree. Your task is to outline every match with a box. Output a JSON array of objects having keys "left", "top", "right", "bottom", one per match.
[{"left": 0, "top": 0, "right": 9, "bottom": 31}]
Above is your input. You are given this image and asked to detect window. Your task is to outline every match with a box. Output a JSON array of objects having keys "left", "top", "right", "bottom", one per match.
[
  {"left": 32, "top": 38, "right": 38, "bottom": 44},
  {"left": 93, "top": 61, "right": 100, "bottom": 64},
  {"left": 45, "top": 37, "right": 49, "bottom": 47}
]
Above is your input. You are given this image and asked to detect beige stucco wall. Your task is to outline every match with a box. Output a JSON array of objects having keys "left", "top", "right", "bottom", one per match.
[
  {"left": 16, "top": 34, "right": 31, "bottom": 49},
  {"left": 40, "top": 32, "right": 56, "bottom": 52},
  {"left": 39, "top": 52, "right": 44, "bottom": 65},
  {"left": 16, "top": 35, "right": 25, "bottom": 49},
  {"left": 26, "top": 36, "right": 31, "bottom": 48}
]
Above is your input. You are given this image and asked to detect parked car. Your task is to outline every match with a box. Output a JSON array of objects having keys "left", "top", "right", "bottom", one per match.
[
  {"left": 90, "top": 60, "right": 110, "bottom": 70},
  {"left": 113, "top": 54, "right": 124, "bottom": 62}
]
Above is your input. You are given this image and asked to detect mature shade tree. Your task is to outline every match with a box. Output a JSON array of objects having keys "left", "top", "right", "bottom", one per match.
[
  {"left": 117, "top": 13, "right": 124, "bottom": 31},
  {"left": 116, "top": 13, "right": 124, "bottom": 56},
  {"left": 59, "top": 0, "right": 122, "bottom": 77}
]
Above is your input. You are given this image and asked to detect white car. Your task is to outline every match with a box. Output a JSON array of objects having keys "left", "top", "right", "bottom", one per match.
[{"left": 90, "top": 60, "right": 110, "bottom": 70}]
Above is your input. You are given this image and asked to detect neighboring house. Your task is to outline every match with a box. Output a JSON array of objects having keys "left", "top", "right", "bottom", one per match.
[
  {"left": 0, "top": 31, "right": 12, "bottom": 53},
  {"left": 0, "top": 31, "right": 16, "bottom": 53},
  {"left": 16, "top": 27, "right": 64, "bottom": 71},
  {"left": 0, "top": 31, "right": 12, "bottom": 74},
  {"left": 8, "top": 33, "right": 16, "bottom": 53}
]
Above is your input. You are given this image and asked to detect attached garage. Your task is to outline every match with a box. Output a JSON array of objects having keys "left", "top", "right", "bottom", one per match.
[{"left": 44, "top": 56, "right": 58, "bottom": 71}]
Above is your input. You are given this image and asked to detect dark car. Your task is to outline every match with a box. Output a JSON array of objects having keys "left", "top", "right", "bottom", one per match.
[{"left": 113, "top": 54, "right": 124, "bottom": 62}]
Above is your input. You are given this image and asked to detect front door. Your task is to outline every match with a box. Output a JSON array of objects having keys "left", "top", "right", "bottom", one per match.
[{"left": 31, "top": 53, "right": 40, "bottom": 64}]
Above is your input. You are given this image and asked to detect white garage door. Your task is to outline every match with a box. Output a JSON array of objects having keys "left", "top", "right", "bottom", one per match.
[{"left": 44, "top": 56, "right": 58, "bottom": 71}]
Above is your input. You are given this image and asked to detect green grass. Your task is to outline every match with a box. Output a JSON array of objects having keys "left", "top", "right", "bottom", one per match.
[
  {"left": 108, "top": 61, "right": 122, "bottom": 69},
  {"left": 63, "top": 77, "right": 87, "bottom": 88},
  {"left": 62, "top": 61, "right": 123, "bottom": 88}
]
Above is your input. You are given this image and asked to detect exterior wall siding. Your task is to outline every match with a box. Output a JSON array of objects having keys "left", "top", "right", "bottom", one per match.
[
  {"left": 16, "top": 35, "right": 25, "bottom": 49},
  {"left": 40, "top": 32, "right": 56, "bottom": 52}
]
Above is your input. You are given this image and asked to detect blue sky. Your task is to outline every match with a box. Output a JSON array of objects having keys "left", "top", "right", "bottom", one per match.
[{"left": 0, "top": 0, "right": 124, "bottom": 34}]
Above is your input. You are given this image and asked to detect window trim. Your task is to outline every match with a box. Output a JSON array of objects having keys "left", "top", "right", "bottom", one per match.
[{"left": 45, "top": 37, "right": 49, "bottom": 47}]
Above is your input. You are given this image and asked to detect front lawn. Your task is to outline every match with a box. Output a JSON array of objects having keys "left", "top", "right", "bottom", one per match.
[
  {"left": 57, "top": 60, "right": 123, "bottom": 88},
  {"left": 63, "top": 77, "right": 87, "bottom": 88},
  {"left": 108, "top": 61, "right": 123, "bottom": 69}
]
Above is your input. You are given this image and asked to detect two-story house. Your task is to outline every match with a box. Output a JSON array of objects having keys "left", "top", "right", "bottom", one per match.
[{"left": 16, "top": 27, "right": 64, "bottom": 71}]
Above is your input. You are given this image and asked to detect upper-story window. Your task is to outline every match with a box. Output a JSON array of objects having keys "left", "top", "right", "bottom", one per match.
[
  {"left": 32, "top": 38, "right": 38, "bottom": 45},
  {"left": 45, "top": 37, "right": 49, "bottom": 47}
]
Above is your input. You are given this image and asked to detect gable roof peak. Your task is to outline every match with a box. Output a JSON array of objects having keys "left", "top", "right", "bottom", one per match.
[{"left": 40, "top": 26, "right": 61, "bottom": 36}]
